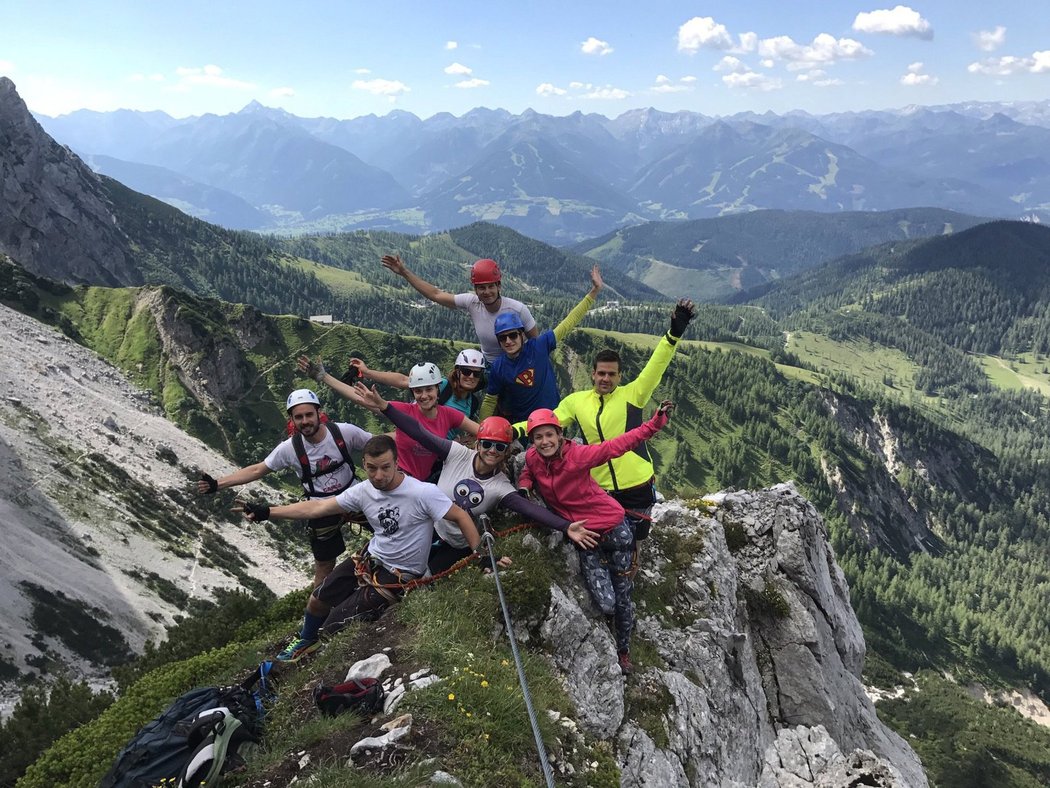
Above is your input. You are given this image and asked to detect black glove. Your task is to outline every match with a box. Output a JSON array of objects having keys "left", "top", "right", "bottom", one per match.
[
  {"left": 340, "top": 357, "right": 361, "bottom": 385},
  {"left": 243, "top": 501, "right": 271, "bottom": 522},
  {"left": 200, "top": 473, "right": 218, "bottom": 494},
  {"left": 669, "top": 299, "right": 696, "bottom": 338},
  {"left": 477, "top": 554, "right": 494, "bottom": 573}
]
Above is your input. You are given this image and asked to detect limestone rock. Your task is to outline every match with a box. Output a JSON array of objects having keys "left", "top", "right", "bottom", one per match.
[
  {"left": 349, "top": 724, "right": 411, "bottom": 758},
  {"left": 344, "top": 653, "right": 392, "bottom": 681}
]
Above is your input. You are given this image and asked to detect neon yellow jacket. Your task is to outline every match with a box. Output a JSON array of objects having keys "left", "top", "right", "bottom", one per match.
[{"left": 550, "top": 331, "right": 680, "bottom": 491}]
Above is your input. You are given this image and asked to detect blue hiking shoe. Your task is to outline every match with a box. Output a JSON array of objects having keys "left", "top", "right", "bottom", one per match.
[{"left": 276, "top": 637, "right": 320, "bottom": 663}]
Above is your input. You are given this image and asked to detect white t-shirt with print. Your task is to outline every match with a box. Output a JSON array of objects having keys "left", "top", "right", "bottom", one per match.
[
  {"left": 453, "top": 293, "right": 537, "bottom": 363},
  {"left": 335, "top": 475, "right": 453, "bottom": 576},
  {"left": 264, "top": 422, "right": 371, "bottom": 496},
  {"left": 435, "top": 442, "right": 516, "bottom": 548}
]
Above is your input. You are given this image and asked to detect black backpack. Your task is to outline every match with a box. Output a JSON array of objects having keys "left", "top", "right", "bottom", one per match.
[
  {"left": 313, "top": 678, "right": 385, "bottom": 717},
  {"left": 99, "top": 665, "right": 276, "bottom": 788},
  {"left": 292, "top": 421, "right": 359, "bottom": 497}
]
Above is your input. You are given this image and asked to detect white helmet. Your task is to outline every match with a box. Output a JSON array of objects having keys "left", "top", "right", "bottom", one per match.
[
  {"left": 286, "top": 388, "right": 321, "bottom": 412},
  {"left": 408, "top": 362, "right": 443, "bottom": 388},
  {"left": 455, "top": 348, "right": 486, "bottom": 369}
]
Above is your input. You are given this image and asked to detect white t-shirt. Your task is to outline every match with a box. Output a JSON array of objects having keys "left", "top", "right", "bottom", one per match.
[
  {"left": 335, "top": 475, "right": 453, "bottom": 576},
  {"left": 264, "top": 422, "right": 371, "bottom": 496},
  {"left": 435, "top": 443, "right": 516, "bottom": 548},
  {"left": 453, "top": 293, "right": 537, "bottom": 363}
]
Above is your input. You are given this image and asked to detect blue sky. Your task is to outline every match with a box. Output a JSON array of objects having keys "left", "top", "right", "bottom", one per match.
[{"left": 1, "top": 1, "right": 1047, "bottom": 119}]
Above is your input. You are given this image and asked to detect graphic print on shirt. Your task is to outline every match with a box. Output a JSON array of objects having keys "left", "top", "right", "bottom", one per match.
[
  {"left": 515, "top": 369, "right": 536, "bottom": 387},
  {"left": 453, "top": 478, "right": 485, "bottom": 511},
  {"left": 313, "top": 455, "right": 344, "bottom": 493},
  {"left": 377, "top": 505, "right": 401, "bottom": 535}
]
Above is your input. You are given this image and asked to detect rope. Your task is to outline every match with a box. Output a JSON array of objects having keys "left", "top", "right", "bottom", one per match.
[{"left": 480, "top": 524, "right": 556, "bottom": 788}]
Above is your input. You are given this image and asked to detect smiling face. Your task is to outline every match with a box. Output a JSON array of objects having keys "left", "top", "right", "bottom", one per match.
[
  {"left": 496, "top": 330, "right": 523, "bottom": 358},
  {"left": 592, "top": 360, "right": 622, "bottom": 395},
  {"left": 474, "top": 438, "right": 510, "bottom": 471},
  {"left": 289, "top": 403, "right": 321, "bottom": 438},
  {"left": 474, "top": 281, "right": 501, "bottom": 307},
  {"left": 530, "top": 425, "right": 562, "bottom": 458},
  {"left": 411, "top": 384, "right": 439, "bottom": 412},
  {"left": 455, "top": 366, "right": 483, "bottom": 392}
]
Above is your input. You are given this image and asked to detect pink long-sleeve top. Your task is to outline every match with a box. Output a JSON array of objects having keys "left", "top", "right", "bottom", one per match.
[{"left": 518, "top": 410, "right": 668, "bottom": 533}]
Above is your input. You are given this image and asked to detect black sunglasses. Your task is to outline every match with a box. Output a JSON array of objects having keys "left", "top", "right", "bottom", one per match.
[
  {"left": 497, "top": 331, "right": 521, "bottom": 343},
  {"left": 456, "top": 366, "right": 483, "bottom": 377},
  {"left": 478, "top": 439, "right": 509, "bottom": 452}
]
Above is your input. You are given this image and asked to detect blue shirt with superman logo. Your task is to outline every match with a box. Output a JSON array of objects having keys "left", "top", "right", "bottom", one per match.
[{"left": 487, "top": 329, "right": 560, "bottom": 423}]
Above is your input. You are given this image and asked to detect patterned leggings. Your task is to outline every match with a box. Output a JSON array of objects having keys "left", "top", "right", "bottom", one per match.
[{"left": 578, "top": 518, "right": 635, "bottom": 653}]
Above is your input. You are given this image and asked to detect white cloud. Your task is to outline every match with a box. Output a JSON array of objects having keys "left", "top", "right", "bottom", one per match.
[
  {"left": 444, "top": 62, "right": 472, "bottom": 75},
  {"left": 651, "top": 74, "right": 691, "bottom": 93},
  {"left": 796, "top": 69, "right": 828, "bottom": 82},
  {"left": 735, "top": 32, "right": 758, "bottom": 53},
  {"left": 901, "top": 60, "right": 939, "bottom": 86},
  {"left": 758, "top": 33, "right": 872, "bottom": 66},
  {"left": 968, "top": 52, "right": 1050, "bottom": 76},
  {"left": 581, "top": 36, "right": 614, "bottom": 56},
  {"left": 813, "top": 78, "right": 844, "bottom": 87},
  {"left": 583, "top": 85, "right": 630, "bottom": 100},
  {"left": 0, "top": 59, "right": 15, "bottom": 75},
  {"left": 680, "top": 75, "right": 697, "bottom": 83},
  {"left": 722, "top": 70, "right": 782, "bottom": 91},
  {"left": 852, "top": 5, "right": 933, "bottom": 39},
  {"left": 760, "top": 59, "right": 775, "bottom": 69},
  {"left": 974, "top": 26, "right": 1006, "bottom": 52},
  {"left": 269, "top": 86, "right": 295, "bottom": 98},
  {"left": 713, "top": 56, "right": 747, "bottom": 74},
  {"left": 445, "top": 41, "right": 458, "bottom": 50},
  {"left": 536, "top": 82, "right": 567, "bottom": 97},
  {"left": 569, "top": 81, "right": 589, "bottom": 89},
  {"left": 351, "top": 78, "right": 410, "bottom": 96},
  {"left": 354, "top": 68, "right": 371, "bottom": 75},
  {"left": 455, "top": 78, "right": 489, "bottom": 89},
  {"left": 129, "top": 73, "right": 165, "bottom": 82},
  {"left": 678, "top": 16, "right": 733, "bottom": 52},
  {"left": 173, "top": 64, "right": 255, "bottom": 91}
]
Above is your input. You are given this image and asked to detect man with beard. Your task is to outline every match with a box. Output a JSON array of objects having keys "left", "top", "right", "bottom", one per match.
[
  {"left": 380, "top": 254, "right": 539, "bottom": 364},
  {"left": 237, "top": 435, "right": 480, "bottom": 654},
  {"left": 198, "top": 388, "right": 372, "bottom": 661}
]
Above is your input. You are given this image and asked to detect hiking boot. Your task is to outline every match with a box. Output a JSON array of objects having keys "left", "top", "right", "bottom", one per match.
[
  {"left": 276, "top": 637, "right": 320, "bottom": 663},
  {"left": 618, "top": 651, "right": 634, "bottom": 675}
]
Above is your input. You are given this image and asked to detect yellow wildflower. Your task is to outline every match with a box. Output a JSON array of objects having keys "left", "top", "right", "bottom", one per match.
[
  {"left": 448, "top": 693, "right": 455, "bottom": 701},
  {"left": 481, "top": 680, "right": 489, "bottom": 687}
]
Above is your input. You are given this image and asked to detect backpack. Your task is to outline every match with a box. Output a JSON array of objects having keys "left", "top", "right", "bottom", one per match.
[
  {"left": 438, "top": 382, "right": 481, "bottom": 421},
  {"left": 292, "top": 421, "right": 359, "bottom": 498},
  {"left": 99, "top": 664, "right": 277, "bottom": 788},
  {"left": 313, "top": 678, "right": 385, "bottom": 717}
]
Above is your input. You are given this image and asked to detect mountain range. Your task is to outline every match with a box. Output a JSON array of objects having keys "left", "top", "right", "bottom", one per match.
[{"left": 33, "top": 83, "right": 1049, "bottom": 243}]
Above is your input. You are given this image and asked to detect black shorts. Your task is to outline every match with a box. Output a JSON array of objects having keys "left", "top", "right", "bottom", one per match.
[
  {"left": 314, "top": 554, "right": 416, "bottom": 610},
  {"left": 305, "top": 514, "right": 347, "bottom": 562}
]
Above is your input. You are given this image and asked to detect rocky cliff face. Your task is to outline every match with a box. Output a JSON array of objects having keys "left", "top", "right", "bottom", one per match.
[
  {"left": 538, "top": 485, "right": 925, "bottom": 787},
  {"left": 0, "top": 302, "right": 304, "bottom": 694},
  {"left": 0, "top": 77, "right": 139, "bottom": 286}
]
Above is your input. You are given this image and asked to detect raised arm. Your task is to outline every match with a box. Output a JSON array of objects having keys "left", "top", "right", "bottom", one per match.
[
  {"left": 357, "top": 382, "right": 455, "bottom": 460},
  {"left": 552, "top": 265, "right": 602, "bottom": 343},
  {"left": 381, "top": 254, "right": 457, "bottom": 309},
  {"left": 349, "top": 358, "right": 410, "bottom": 389},
  {"left": 627, "top": 299, "right": 696, "bottom": 405},
  {"left": 298, "top": 356, "right": 376, "bottom": 410},
  {"left": 575, "top": 401, "right": 674, "bottom": 470},
  {"left": 235, "top": 496, "right": 345, "bottom": 522},
  {"left": 198, "top": 462, "right": 270, "bottom": 494}
]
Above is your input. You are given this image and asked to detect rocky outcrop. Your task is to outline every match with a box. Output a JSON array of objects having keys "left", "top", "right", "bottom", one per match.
[
  {"left": 538, "top": 484, "right": 926, "bottom": 787},
  {"left": 0, "top": 77, "right": 139, "bottom": 286}
]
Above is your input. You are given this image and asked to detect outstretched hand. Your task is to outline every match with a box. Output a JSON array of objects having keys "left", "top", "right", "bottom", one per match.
[
  {"left": 566, "top": 520, "right": 599, "bottom": 549},
  {"left": 653, "top": 400, "right": 675, "bottom": 429},
  {"left": 381, "top": 254, "right": 407, "bottom": 277},
  {"left": 590, "top": 264, "right": 603, "bottom": 294},
  {"left": 353, "top": 382, "right": 387, "bottom": 413},
  {"left": 297, "top": 355, "right": 327, "bottom": 383},
  {"left": 232, "top": 500, "right": 271, "bottom": 522},
  {"left": 669, "top": 298, "right": 696, "bottom": 338},
  {"left": 197, "top": 473, "right": 218, "bottom": 495}
]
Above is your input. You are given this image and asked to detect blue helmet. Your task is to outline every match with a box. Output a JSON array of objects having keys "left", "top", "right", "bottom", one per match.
[{"left": 494, "top": 312, "right": 525, "bottom": 337}]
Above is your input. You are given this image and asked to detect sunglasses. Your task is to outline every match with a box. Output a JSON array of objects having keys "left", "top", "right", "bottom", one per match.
[
  {"left": 478, "top": 439, "right": 509, "bottom": 452},
  {"left": 456, "top": 367, "right": 483, "bottom": 378},
  {"left": 497, "top": 331, "right": 521, "bottom": 344}
]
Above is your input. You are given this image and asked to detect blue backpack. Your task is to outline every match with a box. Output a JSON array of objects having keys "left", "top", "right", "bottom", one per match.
[{"left": 99, "top": 663, "right": 277, "bottom": 788}]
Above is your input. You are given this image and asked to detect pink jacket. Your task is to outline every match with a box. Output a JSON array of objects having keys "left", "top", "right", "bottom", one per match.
[{"left": 519, "top": 410, "right": 668, "bottom": 533}]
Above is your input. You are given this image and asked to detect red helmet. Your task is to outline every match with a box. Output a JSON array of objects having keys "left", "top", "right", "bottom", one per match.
[
  {"left": 526, "top": 408, "right": 561, "bottom": 436},
  {"left": 470, "top": 258, "right": 502, "bottom": 285},
  {"left": 477, "top": 416, "right": 513, "bottom": 444}
]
